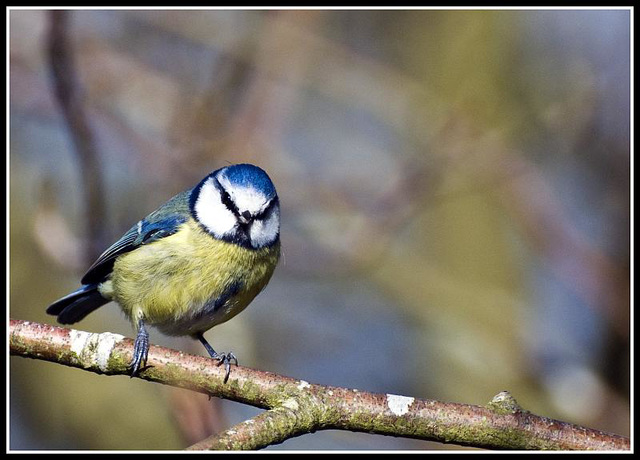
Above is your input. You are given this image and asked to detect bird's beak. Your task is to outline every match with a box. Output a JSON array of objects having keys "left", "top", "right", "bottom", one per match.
[{"left": 239, "top": 211, "right": 252, "bottom": 225}]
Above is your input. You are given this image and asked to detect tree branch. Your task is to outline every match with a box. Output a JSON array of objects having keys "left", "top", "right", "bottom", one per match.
[
  {"left": 9, "top": 319, "right": 630, "bottom": 451},
  {"left": 186, "top": 405, "right": 314, "bottom": 450}
]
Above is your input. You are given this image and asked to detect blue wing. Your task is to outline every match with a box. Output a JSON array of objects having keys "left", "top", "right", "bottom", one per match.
[{"left": 81, "top": 191, "right": 191, "bottom": 284}]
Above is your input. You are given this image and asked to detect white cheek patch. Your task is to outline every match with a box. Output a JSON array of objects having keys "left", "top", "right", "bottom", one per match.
[
  {"left": 194, "top": 178, "right": 237, "bottom": 237},
  {"left": 250, "top": 206, "right": 280, "bottom": 248},
  {"left": 217, "top": 174, "right": 269, "bottom": 215}
]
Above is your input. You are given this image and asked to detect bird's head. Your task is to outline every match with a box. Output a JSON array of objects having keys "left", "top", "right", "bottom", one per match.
[{"left": 190, "top": 164, "right": 280, "bottom": 249}]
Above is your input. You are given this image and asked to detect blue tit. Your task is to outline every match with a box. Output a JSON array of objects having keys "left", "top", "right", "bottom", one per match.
[{"left": 47, "top": 163, "right": 281, "bottom": 381}]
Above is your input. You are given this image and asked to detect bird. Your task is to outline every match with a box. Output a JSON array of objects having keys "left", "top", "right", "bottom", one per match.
[{"left": 46, "top": 163, "right": 281, "bottom": 382}]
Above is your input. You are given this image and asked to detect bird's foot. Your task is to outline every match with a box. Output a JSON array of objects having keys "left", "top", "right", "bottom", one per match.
[
  {"left": 195, "top": 333, "right": 238, "bottom": 383},
  {"left": 211, "top": 351, "right": 238, "bottom": 383},
  {"left": 129, "top": 320, "right": 150, "bottom": 377}
]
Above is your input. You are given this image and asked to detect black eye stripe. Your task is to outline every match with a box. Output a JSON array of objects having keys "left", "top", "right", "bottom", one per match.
[
  {"left": 213, "top": 176, "right": 278, "bottom": 221},
  {"left": 214, "top": 178, "right": 240, "bottom": 216}
]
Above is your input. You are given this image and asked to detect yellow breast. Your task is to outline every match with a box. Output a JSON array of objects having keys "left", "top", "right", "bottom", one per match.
[{"left": 100, "top": 219, "right": 280, "bottom": 336}]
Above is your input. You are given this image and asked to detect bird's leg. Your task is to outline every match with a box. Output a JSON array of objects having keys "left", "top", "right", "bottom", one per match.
[
  {"left": 195, "top": 332, "right": 237, "bottom": 383},
  {"left": 129, "top": 319, "right": 149, "bottom": 377}
]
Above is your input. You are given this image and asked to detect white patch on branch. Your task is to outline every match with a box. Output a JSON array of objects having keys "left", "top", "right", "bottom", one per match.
[
  {"left": 69, "top": 330, "right": 124, "bottom": 372},
  {"left": 70, "top": 330, "right": 92, "bottom": 357},
  {"left": 386, "top": 394, "right": 415, "bottom": 416},
  {"left": 95, "top": 332, "right": 125, "bottom": 371}
]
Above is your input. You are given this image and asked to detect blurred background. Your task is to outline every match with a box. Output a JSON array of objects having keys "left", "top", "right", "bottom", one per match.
[{"left": 9, "top": 8, "right": 630, "bottom": 450}]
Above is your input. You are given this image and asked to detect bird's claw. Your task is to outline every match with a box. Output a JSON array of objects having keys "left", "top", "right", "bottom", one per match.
[
  {"left": 212, "top": 351, "right": 238, "bottom": 383},
  {"left": 195, "top": 333, "right": 238, "bottom": 383},
  {"left": 129, "top": 320, "right": 150, "bottom": 377}
]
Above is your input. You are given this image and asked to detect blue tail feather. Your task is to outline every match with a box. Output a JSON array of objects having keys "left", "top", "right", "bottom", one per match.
[{"left": 47, "top": 284, "right": 109, "bottom": 325}]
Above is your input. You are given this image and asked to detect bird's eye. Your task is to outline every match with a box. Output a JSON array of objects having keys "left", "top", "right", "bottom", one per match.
[
  {"left": 241, "top": 210, "right": 251, "bottom": 221},
  {"left": 255, "top": 197, "right": 278, "bottom": 220},
  {"left": 218, "top": 187, "right": 238, "bottom": 215}
]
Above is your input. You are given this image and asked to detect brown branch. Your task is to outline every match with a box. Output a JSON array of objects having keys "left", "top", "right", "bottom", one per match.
[
  {"left": 9, "top": 319, "right": 630, "bottom": 451},
  {"left": 47, "top": 10, "right": 107, "bottom": 262},
  {"left": 186, "top": 406, "right": 314, "bottom": 451}
]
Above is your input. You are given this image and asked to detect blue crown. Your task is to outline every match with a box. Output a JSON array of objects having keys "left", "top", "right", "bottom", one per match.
[{"left": 219, "top": 164, "right": 277, "bottom": 198}]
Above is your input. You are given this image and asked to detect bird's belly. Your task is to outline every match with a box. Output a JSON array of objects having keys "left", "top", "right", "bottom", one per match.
[
  {"left": 103, "top": 221, "right": 279, "bottom": 336},
  {"left": 150, "top": 284, "right": 263, "bottom": 336}
]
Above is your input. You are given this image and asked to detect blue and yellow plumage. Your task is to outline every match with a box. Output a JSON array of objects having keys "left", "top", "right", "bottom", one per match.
[{"left": 47, "top": 164, "right": 281, "bottom": 381}]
